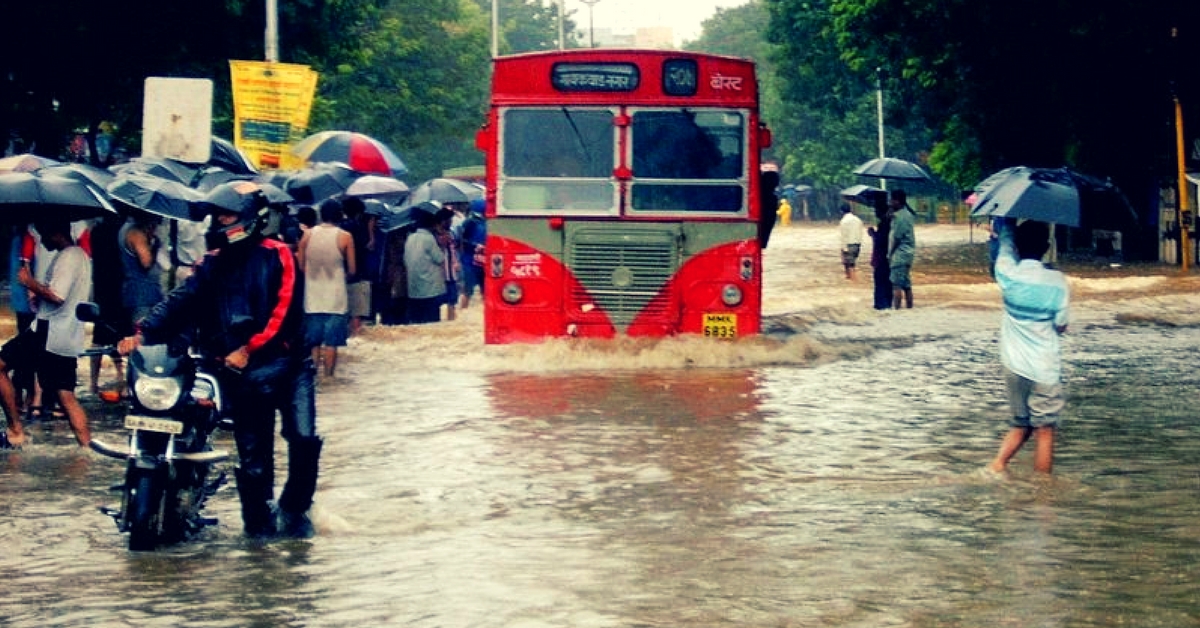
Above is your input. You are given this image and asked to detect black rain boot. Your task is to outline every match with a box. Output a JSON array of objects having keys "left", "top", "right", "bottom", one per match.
[
  {"left": 277, "top": 437, "right": 322, "bottom": 538},
  {"left": 235, "top": 467, "right": 277, "bottom": 538}
]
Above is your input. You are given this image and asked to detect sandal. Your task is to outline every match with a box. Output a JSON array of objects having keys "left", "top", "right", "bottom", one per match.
[
  {"left": 0, "top": 431, "right": 25, "bottom": 450},
  {"left": 25, "top": 406, "right": 44, "bottom": 421}
]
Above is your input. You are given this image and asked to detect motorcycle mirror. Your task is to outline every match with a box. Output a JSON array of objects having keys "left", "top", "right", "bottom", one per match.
[{"left": 75, "top": 302, "right": 101, "bottom": 323}]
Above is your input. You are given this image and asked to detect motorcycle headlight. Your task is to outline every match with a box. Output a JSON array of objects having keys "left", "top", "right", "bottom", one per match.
[{"left": 133, "top": 376, "right": 185, "bottom": 411}]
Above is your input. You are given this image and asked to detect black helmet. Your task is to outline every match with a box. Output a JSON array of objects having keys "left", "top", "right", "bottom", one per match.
[{"left": 198, "top": 180, "right": 271, "bottom": 250}]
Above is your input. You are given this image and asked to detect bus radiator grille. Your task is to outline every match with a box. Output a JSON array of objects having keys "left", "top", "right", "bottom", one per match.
[{"left": 567, "top": 230, "right": 679, "bottom": 329}]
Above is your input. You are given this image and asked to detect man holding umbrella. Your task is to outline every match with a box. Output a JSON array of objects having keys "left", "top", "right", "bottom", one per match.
[
  {"left": 987, "top": 219, "right": 1069, "bottom": 475},
  {"left": 118, "top": 182, "right": 322, "bottom": 538}
]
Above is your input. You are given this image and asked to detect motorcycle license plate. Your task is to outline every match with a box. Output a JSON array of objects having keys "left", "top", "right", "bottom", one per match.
[
  {"left": 702, "top": 313, "right": 738, "bottom": 339},
  {"left": 125, "top": 415, "right": 183, "bottom": 435}
]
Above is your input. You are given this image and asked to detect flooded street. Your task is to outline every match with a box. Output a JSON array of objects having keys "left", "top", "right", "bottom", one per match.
[{"left": 3, "top": 224, "right": 1200, "bottom": 626}]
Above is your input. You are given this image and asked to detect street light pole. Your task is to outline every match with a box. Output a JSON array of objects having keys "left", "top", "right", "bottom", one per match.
[
  {"left": 581, "top": 0, "right": 601, "bottom": 48},
  {"left": 492, "top": 0, "right": 500, "bottom": 57},
  {"left": 875, "top": 68, "right": 885, "bottom": 158},
  {"left": 876, "top": 68, "right": 887, "bottom": 190},
  {"left": 265, "top": 0, "right": 279, "bottom": 62}
]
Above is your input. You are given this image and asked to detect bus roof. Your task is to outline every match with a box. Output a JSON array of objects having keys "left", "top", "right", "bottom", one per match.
[{"left": 490, "top": 49, "right": 758, "bottom": 107}]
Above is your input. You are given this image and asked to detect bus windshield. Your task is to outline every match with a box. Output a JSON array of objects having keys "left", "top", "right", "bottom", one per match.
[
  {"left": 497, "top": 106, "right": 748, "bottom": 216},
  {"left": 499, "top": 107, "right": 617, "bottom": 214},
  {"left": 630, "top": 108, "right": 746, "bottom": 213}
]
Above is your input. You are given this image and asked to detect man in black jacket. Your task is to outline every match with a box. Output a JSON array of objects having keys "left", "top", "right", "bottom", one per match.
[{"left": 119, "top": 181, "right": 321, "bottom": 538}]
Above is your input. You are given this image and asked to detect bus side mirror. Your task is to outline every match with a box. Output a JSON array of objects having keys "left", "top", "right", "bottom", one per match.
[
  {"left": 475, "top": 124, "right": 491, "bottom": 152},
  {"left": 758, "top": 124, "right": 772, "bottom": 149}
]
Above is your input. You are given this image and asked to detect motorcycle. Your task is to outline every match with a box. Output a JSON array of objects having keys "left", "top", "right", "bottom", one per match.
[{"left": 84, "top": 307, "right": 233, "bottom": 551}]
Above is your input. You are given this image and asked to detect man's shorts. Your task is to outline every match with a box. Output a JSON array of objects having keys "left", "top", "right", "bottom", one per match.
[
  {"left": 889, "top": 263, "right": 912, "bottom": 289},
  {"left": 347, "top": 281, "right": 371, "bottom": 318},
  {"left": 443, "top": 280, "right": 459, "bottom": 305},
  {"left": 304, "top": 313, "right": 349, "bottom": 348},
  {"left": 841, "top": 244, "right": 861, "bottom": 267},
  {"left": 0, "top": 323, "right": 77, "bottom": 393},
  {"left": 1004, "top": 368, "right": 1064, "bottom": 428}
]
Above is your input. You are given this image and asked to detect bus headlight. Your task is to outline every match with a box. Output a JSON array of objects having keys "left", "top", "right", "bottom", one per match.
[
  {"left": 721, "top": 284, "right": 743, "bottom": 307},
  {"left": 501, "top": 282, "right": 524, "bottom": 304}
]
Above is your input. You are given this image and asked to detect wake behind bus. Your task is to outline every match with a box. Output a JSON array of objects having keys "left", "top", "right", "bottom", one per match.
[{"left": 475, "top": 49, "right": 775, "bottom": 344}]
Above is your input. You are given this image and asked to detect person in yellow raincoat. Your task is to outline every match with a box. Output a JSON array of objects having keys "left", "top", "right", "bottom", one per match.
[{"left": 777, "top": 197, "right": 792, "bottom": 226}]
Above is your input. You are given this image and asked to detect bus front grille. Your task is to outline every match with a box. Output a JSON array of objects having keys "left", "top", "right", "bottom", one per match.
[{"left": 566, "top": 227, "right": 680, "bottom": 329}]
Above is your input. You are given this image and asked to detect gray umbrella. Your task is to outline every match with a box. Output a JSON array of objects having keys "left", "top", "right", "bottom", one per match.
[
  {"left": 107, "top": 172, "right": 204, "bottom": 222},
  {"left": 284, "top": 162, "right": 360, "bottom": 205},
  {"left": 403, "top": 178, "right": 483, "bottom": 206},
  {"left": 345, "top": 175, "right": 409, "bottom": 204},
  {"left": 111, "top": 156, "right": 200, "bottom": 185},
  {"left": 0, "top": 170, "right": 117, "bottom": 222},
  {"left": 969, "top": 166, "right": 1137, "bottom": 230},
  {"left": 853, "top": 157, "right": 931, "bottom": 181}
]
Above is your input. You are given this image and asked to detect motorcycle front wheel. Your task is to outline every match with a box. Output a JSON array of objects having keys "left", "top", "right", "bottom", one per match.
[{"left": 126, "top": 469, "right": 164, "bottom": 552}]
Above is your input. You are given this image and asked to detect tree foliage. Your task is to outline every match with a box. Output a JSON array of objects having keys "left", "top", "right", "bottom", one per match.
[
  {"left": 0, "top": 0, "right": 384, "bottom": 163},
  {"left": 0, "top": 0, "right": 577, "bottom": 181},
  {"left": 765, "top": 0, "right": 1200, "bottom": 198}
]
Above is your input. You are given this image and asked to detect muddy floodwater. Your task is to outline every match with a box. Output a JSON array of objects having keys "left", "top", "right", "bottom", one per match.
[{"left": 2, "top": 224, "right": 1199, "bottom": 627}]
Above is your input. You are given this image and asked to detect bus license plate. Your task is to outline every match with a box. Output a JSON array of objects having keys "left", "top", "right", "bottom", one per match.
[
  {"left": 702, "top": 313, "right": 738, "bottom": 339},
  {"left": 125, "top": 415, "right": 183, "bottom": 435}
]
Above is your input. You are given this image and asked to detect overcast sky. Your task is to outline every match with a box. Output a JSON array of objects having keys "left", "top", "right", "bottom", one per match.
[{"left": 563, "top": 0, "right": 751, "bottom": 44}]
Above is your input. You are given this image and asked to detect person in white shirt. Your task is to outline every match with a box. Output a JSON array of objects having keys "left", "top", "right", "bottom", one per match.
[
  {"left": 837, "top": 203, "right": 865, "bottom": 280},
  {"left": 988, "top": 219, "right": 1069, "bottom": 475},
  {"left": 0, "top": 219, "right": 93, "bottom": 448}
]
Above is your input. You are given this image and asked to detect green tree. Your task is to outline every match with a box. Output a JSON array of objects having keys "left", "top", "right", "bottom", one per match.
[
  {"left": 766, "top": 0, "right": 1200, "bottom": 230},
  {"left": 0, "top": 0, "right": 384, "bottom": 164},
  {"left": 312, "top": 0, "right": 493, "bottom": 181}
]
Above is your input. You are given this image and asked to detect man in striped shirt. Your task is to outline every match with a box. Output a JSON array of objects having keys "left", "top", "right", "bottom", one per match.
[{"left": 988, "top": 219, "right": 1070, "bottom": 475}]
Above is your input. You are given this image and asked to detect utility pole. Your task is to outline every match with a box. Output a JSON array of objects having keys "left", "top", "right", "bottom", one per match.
[
  {"left": 581, "top": 0, "right": 601, "bottom": 48},
  {"left": 876, "top": 68, "right": 887, "bottom": 191},
  {"left": 558, "top": 0, "right": 566, "bottom": 50},
  {"left": 1172, "top": 27, "right": 1191, "bottom": 272},
  {"left": 492, "top": 0, "right": 500, "bottom": 57},
  {"left": 265, "top": 0, "right": 279, "bottom": 62}
]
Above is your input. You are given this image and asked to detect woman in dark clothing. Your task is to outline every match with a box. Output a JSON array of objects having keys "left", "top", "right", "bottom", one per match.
[{"left": 867, "top": 192, "right": 893, "bottom": 310}]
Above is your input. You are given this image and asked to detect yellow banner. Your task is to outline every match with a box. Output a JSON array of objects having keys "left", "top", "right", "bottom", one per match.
[{"left": 229, "top": 61, "right": 318, "bottom": 170}]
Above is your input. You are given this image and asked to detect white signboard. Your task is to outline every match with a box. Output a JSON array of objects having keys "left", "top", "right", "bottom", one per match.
[{"left": 142, "top": 77, "right": 213, "bottom": 163}]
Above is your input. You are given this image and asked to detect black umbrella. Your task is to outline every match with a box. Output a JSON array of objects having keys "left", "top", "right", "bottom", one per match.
[
  {"left": 284, "top": 162, "right": 361, "bottom": 205},
  {"left": 111, "top": 156, "right": 200, "bottom": 185},
  {"left": 0, "top": 153, "right": 60, "bottom": 173},
  {"left": 107, "top": 172, "right": 204, "bottom": 221},
  {"left": 969, "top": 166, "right": 1135, "bottom": 229},
  {"left": 404, "top": 178, "right": 483, "bottom": 206},
  {"left": 380, "top": 206, "right": 417, "bottom": 233},
  {"left": 38, "top": 162, "right": 116, "bottom": 190},
  {"left": 193, "top": 166, "right": 251, "bottom": 192},
  {"left": 840, "top": 184, "right": 886, "bottom": 206},
  {"left": 360, "top": 199, "right": 393, "bottom": 217},
  {"left": 853, "top": 157, "right": 931, "bottom": 181},
  {"left": 0, "top": 170, "right": 117, "bottom": 222},
  {"left": 208, "top": 137, "right": 258, "bottom": 175},
  {"left": 193, "top": 180, "right": 272, "bottom": 220}
]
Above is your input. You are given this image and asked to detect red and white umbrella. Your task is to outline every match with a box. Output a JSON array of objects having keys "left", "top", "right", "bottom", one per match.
[{"left": 291, "top": 131, "right": 407, "bottom": 177}]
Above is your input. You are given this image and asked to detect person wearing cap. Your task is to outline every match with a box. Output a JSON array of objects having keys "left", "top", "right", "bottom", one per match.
[{"left": 118, "top": 181, "right": 322, "bottom": 538}]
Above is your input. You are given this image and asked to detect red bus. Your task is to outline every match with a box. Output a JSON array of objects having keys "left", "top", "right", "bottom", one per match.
[{"left": 476, "top": 49, "right": 775, "bottom": 344}]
